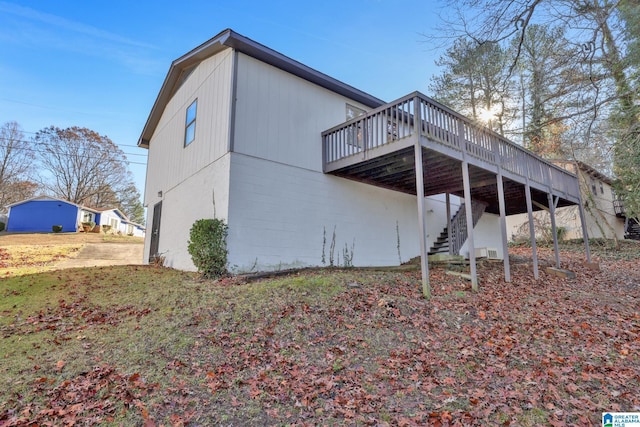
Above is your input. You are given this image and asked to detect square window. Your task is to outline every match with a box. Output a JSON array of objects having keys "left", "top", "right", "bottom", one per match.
[
  {"left": 185, "top": 99, "right": 197, "bottom": 146},
  {"left": 346, "top": 104, "right": 366, "bottom": 149},
  {"left": 346, "top": 103, "right": 365, "bottom": 121}
]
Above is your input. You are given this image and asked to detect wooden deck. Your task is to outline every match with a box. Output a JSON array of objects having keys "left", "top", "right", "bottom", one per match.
[{"left": 322, "top": 92, "right": 580, "bottom": 215}]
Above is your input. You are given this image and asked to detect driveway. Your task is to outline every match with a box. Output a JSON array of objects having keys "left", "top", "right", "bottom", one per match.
[{"left": 55, "top": 242, "right": 144, "bottom": 269}]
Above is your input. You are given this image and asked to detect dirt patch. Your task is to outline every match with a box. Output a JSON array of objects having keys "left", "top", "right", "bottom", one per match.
[
  {"left": 54, "top": 243, "right": 144, "bottom": 268},
  {"left": 0, "top": 232, "right": 106, "bottom": 246},
  {"left": 0, "top": 233, "right": 144, "bottom": 275}
]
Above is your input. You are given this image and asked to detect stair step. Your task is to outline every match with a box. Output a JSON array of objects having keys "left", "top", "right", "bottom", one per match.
[
  {"left": 427, "top": 200, "right": 487, "bottom": 256},
  {"left": 428, "top": 254, "right": 464, "bottom": 263},
  {"left": 432, "top": 248, "right": 449, "bottom": 253}
]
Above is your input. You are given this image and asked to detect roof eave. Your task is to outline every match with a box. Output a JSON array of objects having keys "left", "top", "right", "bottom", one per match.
[
  {"left": 138, "top": 29, "right": 234, "bottom": 148},
  {"left": 138, "top": 29, "right": 386, "bottom": 149}
]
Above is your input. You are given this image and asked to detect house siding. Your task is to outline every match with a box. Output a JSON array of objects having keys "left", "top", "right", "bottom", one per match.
[
  {"left": 7, "top": 200, "right": 79, "bottom": 232},
  {"left": 143, "top": 153, "right": 232, "bottom": 270},
  {"left": 144, "top": 48, "right": 233, "bottom": 206},
  {"left": 233, "top": 53, "right": 371, "bottom": 172},
  {"left": 143, "top": 48, "right": 234, "bottom": 265},
  {"left": 227, "top": 152, "right": 457, "bottom": 272},
  {"left": 225, "top": 151, "right": 504, "bottom": 272},
  {"left": 225, "top": 53, "right": 462, "bottom": 272},
  {"left": 506, "top": 167, "right": 624, "bottom": 241},
  {"left": 460, "top": 214, "right": 504, "bottom": 259},
  {"left": 98, "top": 210, "right": 129, "bottom": 234},
  {"left": 142, "top": 41, "right": 503, "bottom": 272},
  {"left": 577, "top": 170, "right": 624, "bottom": 239}
]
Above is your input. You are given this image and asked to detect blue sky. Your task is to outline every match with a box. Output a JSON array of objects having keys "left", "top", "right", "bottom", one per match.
[{"left": 0, "top": 0, "right": 445, "bottom": 197}]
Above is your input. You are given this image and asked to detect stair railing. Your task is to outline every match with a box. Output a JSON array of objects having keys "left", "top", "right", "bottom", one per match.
[{"left": 449, "top": 199, "right": 487, "bottom": 255}]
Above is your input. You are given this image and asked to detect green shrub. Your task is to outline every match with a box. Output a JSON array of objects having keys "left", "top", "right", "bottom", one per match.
[
  {"left": 0, "top": 222, "right": 4, "bottom": 232},
  {"left": 52, "top": 225, "right": 63, "bottom": 233},
  {"left": 556, "top": 226, "right": 567, "bottom": 241},
  {"left": 187, "top": 218, "right": 228, "bottom": 278}
]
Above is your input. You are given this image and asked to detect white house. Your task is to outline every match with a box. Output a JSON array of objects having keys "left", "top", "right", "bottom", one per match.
[
  {"left": 139, "top": 29, "right": 591, "bottom": 292},
  {"left": 507, "top": 161, "right": 627, "bottom": 241},
  {"left": 96, "top": 208, "right": 146, "bottom": 237}
]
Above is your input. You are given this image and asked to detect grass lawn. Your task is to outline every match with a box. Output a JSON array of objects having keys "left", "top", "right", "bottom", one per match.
[{"left": 0, "top": 241, "right": 639, "bottom": 425}]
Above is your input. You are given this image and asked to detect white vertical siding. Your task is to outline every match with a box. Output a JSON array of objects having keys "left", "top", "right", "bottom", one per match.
[
  {"left": 143, "top": 153, "right": 232, "bottom": 270},
  {"left": 233, "top": 53, "right": 371, "bottom": 172},
  {"left": 144, "top": 48, "right": 233, "bottom": 205},
  {"left": 144, "top": 46, "right": 504, "bottom": 272},
  {"left": 225, "top": 52, "right": 469, "bottom": 272},
  {"left": 143, "top": 48, "right": 234, "bottom": 266}
]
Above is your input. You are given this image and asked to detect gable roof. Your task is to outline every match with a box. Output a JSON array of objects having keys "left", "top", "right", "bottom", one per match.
[
  {"left": 6, "top": 196, "right": 96, "bottom": 211},
  {"left": 553, "top": 160, "right": 614, "bottom": 185},
  {"left": 138, "top": 28, "right": 386, "bottom": 148},
  {"left": 6, "top": 196, "right": 132, "bottom": 217},
  {"left": 96, "top": 207, "right": 127, "bottom": 219}
]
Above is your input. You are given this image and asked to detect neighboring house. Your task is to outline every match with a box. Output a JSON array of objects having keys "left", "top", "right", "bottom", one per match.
[
  {"left": 95, "top": 208, "right": 146, "bottom": 237},
  {"left": 139, "top": 29, "right": 590, "bottom": 290},
  {"left": 5, "top": 196, "right": 145, "bottom": 237},
  {"left": 507, "top": 161, "right": 628, "bottom": 241}
]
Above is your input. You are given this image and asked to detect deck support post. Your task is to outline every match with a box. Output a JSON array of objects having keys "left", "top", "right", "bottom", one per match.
[
  {"left": 462, "top": 161, "right": 478, "bottom": 291},
  {"left": 414, "top": 142, "right": 430, "bottom": 299},
  {"left": 446, "top": 193, "right": 452, "bottom": 255},
  {"left": 525, "top": 183, "right": 539, "bottom": 279},
  {"left": 577, "top": 200, "right": 592, "bottom": 263},
  {"left": 548, "top": 193, "right": 561, "bottom": 268},
  {"left": 496, "top": 173, "right": 511, "bottom": 282}
]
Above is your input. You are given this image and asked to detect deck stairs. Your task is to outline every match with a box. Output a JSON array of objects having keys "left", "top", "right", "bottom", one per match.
[
  {"left": 625, "top": 218, "right": 640, "bottom": 240},
  {"left": 429, "top": 199, "right": 487, "bottom": 256}
]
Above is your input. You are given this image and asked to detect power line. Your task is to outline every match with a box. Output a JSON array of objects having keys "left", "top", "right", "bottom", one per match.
[
  {"left": 0, "top": 147, "right": 147, "bottom": 166},
  {"left": 0, "top": 136, "right": 148, "bottom": 165},
  {"left": 15, "top": 128, "right": 146, "bottom": 150}
]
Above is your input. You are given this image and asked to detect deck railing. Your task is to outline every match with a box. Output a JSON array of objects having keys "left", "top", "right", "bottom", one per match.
[
  {"left": 614, "top": 198, "right": 626, "bottom": 217},
  {"left": 449, "top": 199, "right": 487, "bottom": 256},
  {"left": 323, "top": 92, "right": 579, "bottom": 198}
]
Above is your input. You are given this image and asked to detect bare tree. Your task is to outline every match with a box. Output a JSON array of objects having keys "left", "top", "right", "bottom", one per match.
[
  {"left": 34, "top": 126, "right": 131, "bottom": 207},
  {"left": 432, "top": 0, "right": 640, "bottom": 216},
  {"left": 0, "top": 121, "right": 36, "bottom": 208}
]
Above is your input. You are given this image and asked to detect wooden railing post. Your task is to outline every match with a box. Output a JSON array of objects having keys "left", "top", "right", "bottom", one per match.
[
  {"left": 458, "top": 117, "right": 466, "bottom": 155},
  {"left": 362, "top": 116, "right": 368, "bottom": 158},
  {"left": 413, "top": 95, "right": 421, "bottom": 136}
]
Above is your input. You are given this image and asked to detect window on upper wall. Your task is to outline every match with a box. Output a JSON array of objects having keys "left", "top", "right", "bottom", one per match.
[
  {"left": 184, "top": 99, "right": 197, "bottom": 146},
  {"left": 346, "top": 103, "right": 366, "bottom": 149}
]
